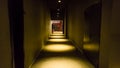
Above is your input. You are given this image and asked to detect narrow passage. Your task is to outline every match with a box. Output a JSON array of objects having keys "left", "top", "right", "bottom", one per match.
[{"left": 30, "top": 32, "right": 94, "bottom": 68}]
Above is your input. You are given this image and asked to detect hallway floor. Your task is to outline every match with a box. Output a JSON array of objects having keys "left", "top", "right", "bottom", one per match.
[{"left": 30, "top": 33, "right": 95, "bottom": 68}]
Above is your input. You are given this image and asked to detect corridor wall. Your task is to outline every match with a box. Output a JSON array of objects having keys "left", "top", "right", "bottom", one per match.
[
  {"left": 67, "top": 0, "right": 100, "bottom": 48},
  {"left": 24, "top": 0, "right": 50, "bottom": 68},
  {"left": 83, "top": 3, "right": 101, "bottom": 67},
  {"left": 100, "top": 0, "right": 120, "bottom": 68},
  {"left": 67, "top": 0, "right": 85, "bottom": 49},
  {"left": 66, "top": 0, "right": 100, "bottom": 67},
  {"left": 0, "top": 0, "right": 12, "bottom": 68},
  {"left": 67, "top": 0, "right": 120, "bottom": 68}
]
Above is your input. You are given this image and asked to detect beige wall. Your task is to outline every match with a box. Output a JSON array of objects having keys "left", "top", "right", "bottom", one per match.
[
  {"left": 0, "top": 0, "right": 12, "bottom": 68},
  {"left": 23, "top": 0, "right": 50, "bottom": 68}
]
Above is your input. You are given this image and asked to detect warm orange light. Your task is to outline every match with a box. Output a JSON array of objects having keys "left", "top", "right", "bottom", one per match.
[{"left": 44, "top": 44, "right": 75, "bottom": 52}]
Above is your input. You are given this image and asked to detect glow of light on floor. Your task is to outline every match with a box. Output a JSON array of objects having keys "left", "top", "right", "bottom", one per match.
[
  {"left": 49, "top": 36, "right": 65, "bottom": 39},
  {"left": 53, "top": 31, "right": 63, "bottom": 34},
  {"left": 32, "top": 57, "right": 94, "bottom": 68},
  {"left": 51, "top": 33, "right": 64, "bottom": 36},
  {"left": 48, "top": 39, "right": 69, "bottom": 42},
  {"left": 83, "top": 43, "right": 99, "bottom": 52},
  {"left": 44, "top": 44, "right": 75, "bottom": 52}
]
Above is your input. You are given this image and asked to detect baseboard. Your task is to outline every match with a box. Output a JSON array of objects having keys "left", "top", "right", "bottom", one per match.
[{"left": 28, "top": 47, "right": 44, "bottom": 68}]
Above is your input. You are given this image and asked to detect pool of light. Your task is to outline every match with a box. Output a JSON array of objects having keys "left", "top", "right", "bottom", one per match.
[
  {"left": 44, "top": 44, "right": 75, "bottom": 52},
  {"left": 31, "top": 57, "right": 94, "bottom": 68}
]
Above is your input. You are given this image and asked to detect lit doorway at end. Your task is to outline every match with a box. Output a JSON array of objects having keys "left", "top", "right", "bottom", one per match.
[{"left": 50, "top": 20, "right": 63, "bottom": 35}]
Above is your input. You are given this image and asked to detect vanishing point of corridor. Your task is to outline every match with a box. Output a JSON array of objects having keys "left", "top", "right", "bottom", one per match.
[{"left": 30, "top": 32, "right": 94, "bottom": 68}]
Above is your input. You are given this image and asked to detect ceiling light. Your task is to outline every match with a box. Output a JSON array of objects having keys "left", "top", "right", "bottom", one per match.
[
  {"left": 58, "top": 0, "right": 61, "bottom": 3},
  {"left": 57, "top": 12, "right": 60, "bottom": 14},
  {"left": 57, "top": 9, "right": 60, "bottom": 11}
]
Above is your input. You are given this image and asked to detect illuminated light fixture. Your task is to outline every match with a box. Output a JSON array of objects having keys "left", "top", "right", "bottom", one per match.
[
  {"left": 44, "top": 44, "right": 75, "bottom": 52},
  {"left": 58, "top": 0, "right": 61, "bottom": 3},
  {"left": 31, "top": 57, "right": 94, "bottom": 68},
  {"left": 57, "top": 12, "right": 60, "bottom": 14},
  {"left": 48, "top": 39, "right": 69, "bottom": 42}
]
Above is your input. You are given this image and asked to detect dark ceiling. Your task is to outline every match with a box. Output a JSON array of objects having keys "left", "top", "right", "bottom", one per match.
[
  {"left": 45, "top": 0, "right": 68, "bottom": 20},
  {"left": 46, "top": 0, "right": 67, "bottom": 9}
]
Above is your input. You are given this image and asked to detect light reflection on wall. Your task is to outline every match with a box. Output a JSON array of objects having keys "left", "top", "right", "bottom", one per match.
[
  {"left": 44, "top": 44, "right": 75, "bottom": 52},
  {"left": 31, "top": 57, "right": 94, "bottom": 68},
  {"left": 83, "top": 35, "right": 90, "bottom": 42},
  {"left": 83, "top": 43, "right": 99, "bottom": 52}
]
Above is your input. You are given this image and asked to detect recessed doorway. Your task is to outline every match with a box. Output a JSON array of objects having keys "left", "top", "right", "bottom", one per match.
[{"left": 50, "top": 20, "right": 63, "bottom": 35}]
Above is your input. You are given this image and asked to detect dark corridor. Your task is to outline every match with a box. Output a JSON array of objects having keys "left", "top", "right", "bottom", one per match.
[
  {"left": 8, "top": 0, "right": 101, "bottom": 68},
  {"left": 2, "top": 0, "right": 120, "bottom": 68}
]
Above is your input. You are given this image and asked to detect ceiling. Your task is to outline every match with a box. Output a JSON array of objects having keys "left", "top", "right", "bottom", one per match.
[
  {"left": 45, "top": 0, "right": 68, "bottom": 20},
  {"left": 45, "top": 0, "right": 67, "bottom": 10}
]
